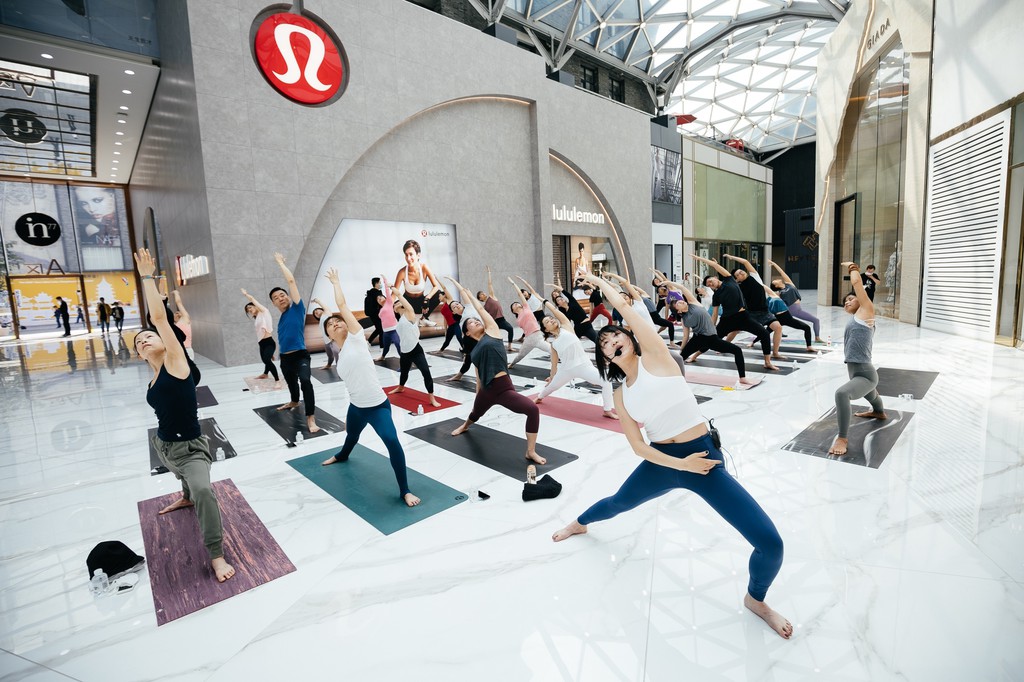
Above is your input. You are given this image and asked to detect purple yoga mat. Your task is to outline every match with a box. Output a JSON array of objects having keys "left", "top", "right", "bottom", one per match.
[{"left": 138, "top": 479, "right": 295, "bottom": 625}]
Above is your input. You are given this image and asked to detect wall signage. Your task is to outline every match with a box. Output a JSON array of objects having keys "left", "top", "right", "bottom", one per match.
[
  {"left": 0, "top": 108, "right": 47, "bottom": 144},
  {"left": 15, "top": 212, "right": 61, "bottom": 246},
  {"left": 250, "top": 2, "right": 349, "bottom": 106},
  {"left": 552, "top": 204, "right": 606, "bottom": 225},
  {"left": 175, "top": 254, "right": 210, "bottom": 285},
  {"left": 866, "top": 17, "right": 892, "bottom": 52}
]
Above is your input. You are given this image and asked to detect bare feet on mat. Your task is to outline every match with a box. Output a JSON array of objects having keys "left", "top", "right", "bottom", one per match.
[
  {"left": 814, "top": 337, "right": 825, "bottom": 344},
  {"left": 276, "top": 401, "right": 299, "bottom": 411},
  {"left": 322, "top": 455, "right": 347, "bottom": 465},
  {"left": 744, "top": 594, "right": 793, "bottom": 639},
  {"left": 533, "top": 396, "right": 543, "bottom": 404},
  {"left": 403, "top": 492, "right": 421, "bottom": 507},
  {"left": 685, "top": 353, "right": 700, "bottom": 363},
  {"left": 307, "top": 416, "right": 321, "bottom": 433},
  {"left": 602, "top": 409, "right": 618, "bottom": 419},
  {"left": 211, "top": 556, "right": 235, "bottom": 583},
  {"left": 319, "top": 365, "right": 332, "bottom": 370},
  {"left": 526, "top": 450, "right": 547, "bottom": 465},
  {"left": 855, "top": 410, "right": 887, "bottom": 420},
  {"left": 451, "top": 421, "right": 471, "bottom": 436},
  {"left": 771, "top": 353, "right": 787, "bottom": 361},
  {"left": 451, "top": 373, "right": 463, "bottom": 381},
  {"left": 158, "top": 497, "right": 194, "bottom": 514},
  {"left": 256, "top": 373, "right": 268, "bottom": 380},
  {"left": 429, "top": 397, "right": 441, "bottom": 408},
  {"left": 552, "top": 520, "right": 587, "bottom": 542},
  {"left": 828, "top": 436, "right": 848, "bottom": 456},
  {"left": 764, "top": 361, "right": 779, "bottom": 371},
  {"left": 739, "top": 377, "right": 757, "bottom": 386},
  {"left": 389, "top": 386, "right": 405, "bottom": 394}
]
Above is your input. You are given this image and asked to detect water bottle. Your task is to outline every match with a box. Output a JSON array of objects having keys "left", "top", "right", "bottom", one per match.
[
  {"left": 215, "top": 447, "right": 225, "bottom": 461},
  {"left": 827, "top": 335, "right": 832, "bottom": 348},
  {"left": 416, "top": 404, "right": 424, "bottom": 416},
  {"left": 91, "top": 569, "right": 109, "bottom": 596},
  {"left": 295, "top": 431, "right": 304, "bottom": 445}
]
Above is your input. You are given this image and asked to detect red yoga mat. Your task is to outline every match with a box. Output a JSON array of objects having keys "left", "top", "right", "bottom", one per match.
[
  {"left": 138, "top": 479, "right": 295, "bottom": 625},
  {"left": 528, "top": 394, "right": 625, "bottom": 433},
  {"left": 382, "top": 386, "right": 460, "bottom": 413},
  {"left": 685, "top": 372, "right": 762, "bottom": 390}
]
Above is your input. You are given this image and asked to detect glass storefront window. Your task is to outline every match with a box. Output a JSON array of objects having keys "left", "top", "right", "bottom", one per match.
[{"left": 693, "top": 164, "right": 766, "bottom": 243}]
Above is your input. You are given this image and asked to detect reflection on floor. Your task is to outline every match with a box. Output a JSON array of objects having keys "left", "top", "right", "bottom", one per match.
[{"left": 0, "top": 304, "right": 1022, "bottom": 681}]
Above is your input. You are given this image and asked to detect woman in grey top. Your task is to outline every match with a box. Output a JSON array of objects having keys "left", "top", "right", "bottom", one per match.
[{"left": 830, "top": 262, "right": 887, "bottom": 456}]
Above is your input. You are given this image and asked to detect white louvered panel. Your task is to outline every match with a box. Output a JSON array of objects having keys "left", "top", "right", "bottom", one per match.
[{"left": 921, "top": 110, "right": 1011, "bottom": 339}]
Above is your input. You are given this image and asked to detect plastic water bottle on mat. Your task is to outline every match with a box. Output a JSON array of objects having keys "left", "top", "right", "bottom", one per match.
[
  {"left": 417, "top": 404, "right": 424, "bottom": 416},
  {"left": 295, "top": 431, "right": 304, "bottom": 445},
  {"left": 215, "top": 447, "right": 225, "bottom": 461},
  {"left": 90, "top": 569, "right": 109, "bottom": 596}
]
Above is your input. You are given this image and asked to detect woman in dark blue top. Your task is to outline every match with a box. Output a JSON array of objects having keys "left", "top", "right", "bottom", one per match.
[{"left": 133, "top": 248, "right": 234, "bottom": 583}]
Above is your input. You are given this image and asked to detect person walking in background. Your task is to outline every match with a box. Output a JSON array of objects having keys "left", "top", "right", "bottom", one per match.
[
  {"left": 363, "top": 277, "right": 384, "bottom": 346},
  {"left": 56, "top": 297, "right": 71, "bottom": 337},
  {"left": 111, "top": 301, "right": 125, "bottom": 334},
  {"left": 96, "top": 297, "right": 110, "bottom": 334}
]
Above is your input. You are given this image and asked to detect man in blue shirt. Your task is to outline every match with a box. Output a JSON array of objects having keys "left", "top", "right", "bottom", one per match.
[{"left": 271, "top": 252, "right": 319, "bottom": 433}]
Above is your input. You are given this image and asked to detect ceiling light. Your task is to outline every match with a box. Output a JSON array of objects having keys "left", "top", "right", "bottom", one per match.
[
  {"left": 122, "top": 89, "right": 132, "bottom": 94},
  {"left": 113, "top": 160, "right": 119, "bottom": 163},
  {"left": 124, "top": 69, "right": 135, "bottom": 75},
  {"left": 117, "top": 119, "right": 125, "bottom": 124},
  {"left": 41, "top": 53, "right": 54, "bottom": 59},
  {"left": 114, "top": 151, "right": 121, "bottom": 155},
  {"left": 115, "top": 141, "right": 123, "bottom": 145},
  {"left": 119, "top": 106, "right": 128, "bottom": 111},
  {"left": 115, "top": 131, "right": 124, "bottom": 136}
]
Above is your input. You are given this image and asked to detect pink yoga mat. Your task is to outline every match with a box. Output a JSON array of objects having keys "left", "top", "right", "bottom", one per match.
[
  {"left": 382, "top": 386, "right": 460, "bottom": 413},
  {"left": 243, "top": 376, "right": 285, "bottom": 394},
  {"left": 685, "top": 372, "right": 762, "bottom": 390},
  {"left": 138, "top": 479, "right": 295, "bottom": 625},
  {"left": 529, "top": 394, "right": 625, "bottom": 433}
]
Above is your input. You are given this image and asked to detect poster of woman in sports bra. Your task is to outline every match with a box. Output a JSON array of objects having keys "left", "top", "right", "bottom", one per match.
[{"left": 393, "top": 238, "right": 442, "bottom": 323}]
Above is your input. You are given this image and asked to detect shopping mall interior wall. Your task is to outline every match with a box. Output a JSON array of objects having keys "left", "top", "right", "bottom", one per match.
[
  {"left": 930, "top": 0, "right": 1024, "bottom": 138},
  {"left": 767, "top": 142, "right": 815, "bottom": 247},
  {"left": 154, "top": 0, "right": 650, "bottom": 366},
  {"left": 128, "top": 0, "right": 221, "bottom": 362}
]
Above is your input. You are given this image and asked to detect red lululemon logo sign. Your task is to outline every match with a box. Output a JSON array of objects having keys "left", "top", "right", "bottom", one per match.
[{"left": 250, "top": 3, "right": 349, "bottom": 106}]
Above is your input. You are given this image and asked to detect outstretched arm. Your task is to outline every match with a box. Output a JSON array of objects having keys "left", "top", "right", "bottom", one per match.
[
  {"left": 446, "top": 276, "right": 499, "bottom": 336},
  {"left": 690, "top": 254, "right": 731, "bottom": 278},
  {"left": 171, "top": 290, "right": 190, "bottom": 323},
  {"left": 508, "top": 277, "right": 529, "bottom": 309},
  {"left": 768, "top": 260, "right": 794, "bottom": 286},
  {"left": 437, "top": 278, "right": 454, "bottom": 304},
  {"left": 241, "top": 288, "right": 269, "bottom": 314},
  {"left": 135, "top": 249, "right": 188, "bottom": 378},
  {"left": 722, "top": 253, "right": 755, "bottom": 274},
  {"left": 606, "top": 272, "right": 647, "bottom": 300},
  {"left": 274, "top": 252, "right": 302, "bottom": 303},
  {"left": 391, "top": 288, "right": 417, "bottom": 322},
  {"left": 486, "top": 266, "right": 497, "bottom": 300},
  {"left": 841, "top": 262, "right": 875, "bottom": 319},
  {"left": 657, "top": 278, "right": 698, "bottom": 305},
  {"left": 325, "top": 268, "right": 363, "bottom": 334}
]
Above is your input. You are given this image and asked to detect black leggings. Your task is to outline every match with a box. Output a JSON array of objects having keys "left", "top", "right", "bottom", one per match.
[
  {"left": 399, "top": 344, "right": 434, "bottom": 393},
  {"left": 717, "top": 311, "right": 771, "bottom": 357},
  {"left": 439, "top": 315, "right": 463, "bottom": 352},
  {"left": 258, "top": 337, "right": 279, "bottom": 381},
  {"left": 459, "top": 336, "right": 477, "bottom": 375},
  {"left": 494, "top": 317, "right": 515, "bottom": 344},
  {"left": 573, "top": 321, "right": 599, "bottom": 346},
  {"left": 649, "top": 311, "right": 675, "bottom": 343},
  {"left": 775, "top": 311, "right": 812, "bottom": 346},
  {"left": 407, "top": 290, "right": 441, "bottom": 318},
  {"left": 680, "top": 334, "right": 745, "bottom": 377},
  {"left": 280, "top": 350, "right": 316, "bottom": 416}
]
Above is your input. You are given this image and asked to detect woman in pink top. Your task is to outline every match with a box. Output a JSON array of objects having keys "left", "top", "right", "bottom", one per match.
[
  {"left": 507, "top": 276, "right": 549, "bottom": 368},
  {"left": 376, "top": 275, "right": 401, "bottom": 362},
  {"left": 241, "top": 288, "right": 280, "bottom": 381}
]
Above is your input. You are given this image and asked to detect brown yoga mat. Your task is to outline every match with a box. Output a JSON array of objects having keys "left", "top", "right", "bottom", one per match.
[{"left": 138, "top": 479, "right": 295, "bottom": 625}]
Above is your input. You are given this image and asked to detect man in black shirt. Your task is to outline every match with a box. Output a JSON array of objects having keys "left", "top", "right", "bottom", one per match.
[
  {"left": 363, "top": 277, "right": 383, "bottom": 345},
  {"left": 861, "top": 265, "right": 880, "bottom": 301},
  {"left": 725, "top": 254, "right": 784, "bottom": 359},
  {"left": 56, "top": 296, "right": 71, "bottom": 336},
  {"left": 691, "top": 255, "right": 778, "bottom": 371}
]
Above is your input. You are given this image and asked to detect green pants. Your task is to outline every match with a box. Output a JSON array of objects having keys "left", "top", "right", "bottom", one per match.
[{"left": 152, "top": 435, "right": 224, "bottom": 559}]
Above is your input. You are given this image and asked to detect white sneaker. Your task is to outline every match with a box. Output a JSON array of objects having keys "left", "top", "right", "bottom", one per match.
[{"left": 420, "top": 318, "right": 437, "bottom": 327}]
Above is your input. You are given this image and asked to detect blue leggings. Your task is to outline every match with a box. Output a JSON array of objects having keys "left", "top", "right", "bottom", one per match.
[
  {"left": 380, "top": 330, "right": 401, "bottom": 359},
  {"left": 333, "top": 398, "right": 410, "bottom": 498},
  {"left": 577, "top": 433, "right": 783, "bottom": 602}
]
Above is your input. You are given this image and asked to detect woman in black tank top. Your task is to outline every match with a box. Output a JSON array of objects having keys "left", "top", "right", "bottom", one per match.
[{"left": 134, "top": 248, "right": 235, "bottom": 584}]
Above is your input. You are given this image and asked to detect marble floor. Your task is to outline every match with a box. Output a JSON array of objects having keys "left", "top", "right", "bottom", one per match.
[{"left": 0, "top": 300, "right": 1022, "bottom": 682}]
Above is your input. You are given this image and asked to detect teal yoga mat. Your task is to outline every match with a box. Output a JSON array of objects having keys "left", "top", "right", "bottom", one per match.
[{"left": 287, "top": 446, "right": 467, "bottom": 535}]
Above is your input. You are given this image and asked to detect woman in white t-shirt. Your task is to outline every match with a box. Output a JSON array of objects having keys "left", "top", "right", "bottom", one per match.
[
  {"left": 319, "top": 268, "right": 421, "bottom": 507},
  {"left": 242, "top": 289, "right": 280, "bottom": 382},
  {"left": 388, "top": 287, "right": 442, "bottom": 408}
]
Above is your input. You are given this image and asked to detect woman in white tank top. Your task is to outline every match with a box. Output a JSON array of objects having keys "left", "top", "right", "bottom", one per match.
[{"left": 551, "top": 272, "right": 793, "bottom": 640}]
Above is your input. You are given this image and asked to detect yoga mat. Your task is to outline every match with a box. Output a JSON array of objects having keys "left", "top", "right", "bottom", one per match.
[
  {"left": 376, "top": 356, "right": 403, "bottom": 372},
  {"left": 287, "top": 447, "right": 467, "bottom": 535},
  {"left": 738, "top": 348, "right": 817, "bottom": 364},
  {"left": 439, "top": 373, "right": 480, "bottom": 392},
  {"left": 382, "top": 386, "right": 460, "bottom": 413},
  {"left": 506, "top": 363, "right": 602, "bottom": 393},
  {"left": 148, "top": 418, "right": 235, "bottom": 476},
  {"left": 432, "top": 349, "right": 467, "bottom": 362},
  {"left": 310, "top": 367, "right": 343, "bottom": 384},
  {"left": 875, "top": 368, "right": 939, "bottom": 399},
  {"left": 686, "top": 357, "right": 796, "bottom": 375},
  {"left": 406, "top": 417, "right": 578, "bottom": 479},
  {"left": 252, "top": 405, "right": 345, "bottom": 443},
  {"left": 196, "top": 385, "right": 218, "bottom": 408},
  {"left": 243, "top": 376, "right": 284, "bottom": 394},
  {"left": 529, "top": 395, "right": 624, "bottom": 433},
  {"left": 685, "top": 372, "right": 762, "bottom": 389},
  {"left": 138, "top": 479, "right": 296, "bottom": 625},
  {"left": 781, "top": 407, "right": 914, "bottom": 469},
  {"left": 695, "top": 394, "right": 711, "bottom": 404}
]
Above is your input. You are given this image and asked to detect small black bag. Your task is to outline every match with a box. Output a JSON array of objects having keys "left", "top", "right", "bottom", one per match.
[
  {"left": 86, "top": 541, "right": 145, "bottom": 581},
  {"left": 708, "top": 418, "right": 722, "bottom": 449},
  {"left": 522, "top": 474, "right": 562, "bottom": 501}
]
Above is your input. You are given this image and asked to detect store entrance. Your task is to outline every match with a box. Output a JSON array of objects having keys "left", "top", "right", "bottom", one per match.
[
  {"left": 6, "top": 274, "right": 91, "bottom": 339},
  {"left": 833, "top": 194, "right": 859, "bottom": 305}
]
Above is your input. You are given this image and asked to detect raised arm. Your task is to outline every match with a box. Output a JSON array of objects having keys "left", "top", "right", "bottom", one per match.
[
  {"left": 722, "top": 254, "right": 755, "bottom": 274},
  {"left": 135, "top": 249, "right": 188, "bottom": 377},
  {"left": 841, "top": 262, "right": 875, "bottom": 319},
  {"left": 325, "top": 268, "right": 363, "bottom": 334},
  {"left": 486, "top": 266, "right": 496, "bottom": 300},
  {"left": 690, "top": 254, "right": 731, "bottom": 278},
  {"left": 606, "top": 271, "right": 647, "bottom": 300},
  {"left": 508, "top": 277, "right": 530, "bottom": 309},
  {"left": 391, "top": 287, "right": 417, "bottom": 322},
  {"left": 241, "top": 288, "right": 269, "bottom": 314},
  {"left": 274, "top": 252, "right": 301, "bottom": 303},
  {"left": 657, "top": 278, "right": 699, "bottom": 305},
  {"left": 171, "top": 290, "right": 190, "bottom": 323},
  {"left": 768, "top": 260, "right": 794, "bottom": 286},
  {"left": 446, "top": 276, "right": 499, "bottom": 336},
  {"left": 762, "top": 284, "right": 780, "bottom": 299},
  {"left": 437, "top": 278, "right": 454, "bottom": 304},
  {"left": 517, "top": 276, "right": 568, "bottom": 327},
  {"left": 583, "top": 273, "right": 669, "bottom": 360}
]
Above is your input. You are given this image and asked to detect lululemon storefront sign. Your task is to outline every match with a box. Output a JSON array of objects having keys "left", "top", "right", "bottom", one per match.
[
  {"left": 552, "top": 204, "right": 606, "bottom": 225},
  {"left": 250, "top": 3, "right": 349, "bottom": 106},
  {"left": 176, "top": 254, "right": 210, "bottom": 286}
]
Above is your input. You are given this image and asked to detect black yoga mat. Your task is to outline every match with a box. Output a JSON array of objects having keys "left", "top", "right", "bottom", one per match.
[
  {"left": 252, "top": 405, "right": 345, "bottom": 444},
  {"left": 405, "top": 417, "right": 578, "bottom": 480},
  {"left": 148, "top": 418, "right": 235, "bottom": 476},
  {"left": 781, "top": 407, "right": 914, "bottom": 469},
  {"left": 195, "top": 385, "right": 218, "bottom": 408},
  {"left": 505, "top": 363, "right": 602, "bottom": 393},
  {"left": 310, "top": 367, "right": 343, "bottom": 384},
  {"left": 376, "top": 356, "right": 403, "bottom": 372},
  {"left": 686, "top": 357, "right": 797, "bottom": 375},
  {"left": 874, "top": 368, "right": 939, "bottom": 399}
]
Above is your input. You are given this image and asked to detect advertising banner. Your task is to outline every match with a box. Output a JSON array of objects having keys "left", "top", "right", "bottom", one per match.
[{"left": 651, "top": 146, "right": 682, "bottom": 205}]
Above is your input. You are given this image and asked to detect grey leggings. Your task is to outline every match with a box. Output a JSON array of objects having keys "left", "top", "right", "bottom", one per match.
[
  {"left": 788, "top": 301, "right": 820, "bottom": 338},
  {"left": 835, "top": 362, "right": 884, "bottom": 437}
]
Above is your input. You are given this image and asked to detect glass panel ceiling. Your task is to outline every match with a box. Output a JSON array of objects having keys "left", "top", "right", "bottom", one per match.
[{"left": 506, "top": 0, "right": 848, "bottom": 152}]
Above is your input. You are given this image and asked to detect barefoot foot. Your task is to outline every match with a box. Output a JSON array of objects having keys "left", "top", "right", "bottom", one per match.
[
  {"left": 451, "top": 422, "right": 471, "bottom": 436},
  {"left": 764, "top": 362, "right": 779, "bottom": 371},
  {"left": 256, "top": 373, "right": 268, "bottom": 380},
  {"left": 388, "top": 386, "right": 405, "bottom": 394},
  {"left": 307, "top": 417, "right": 321, "bottom": 433},
  {"left": 602, "top": 410, "right": 619, "bottom": 419},
  {"left": 828, "top": 436, "right": 849, "bottom": 456},
  {"left": 552, "top": 520, "right": 588, "bottom": 542},
  {"left": 526, "top": 451, "right": 547, "bottom": 465},
  {"left": 211, "top": 556, "right": 235, "bottom": 583},
  {"left": 158, "top": 497, "right": 194, "bottom": 515},
  {"left": 429, "top": 397, "right": 441, "bottom": 408},
  {"left": 276, "top": 401, "right": 299, "bottom": 411},
  {"left": 739, "top": 377, "right": 757, "bottom": 386},
  {"left": 744, "top": 593, "right": 793, "bottom": 639},
  {"left": 403, "top": 492, "right": 421, "bottom": 507},
  {"left": 855, "top": 410, "right": 887, "bottom": 420},
  {"left": 321, "top": 455, "right": 347, "bottom": 466}
]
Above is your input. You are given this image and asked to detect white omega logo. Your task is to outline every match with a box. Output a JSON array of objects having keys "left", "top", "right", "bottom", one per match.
[{"left": 271, "top": 24, "right": 331, "bottom": 91}]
